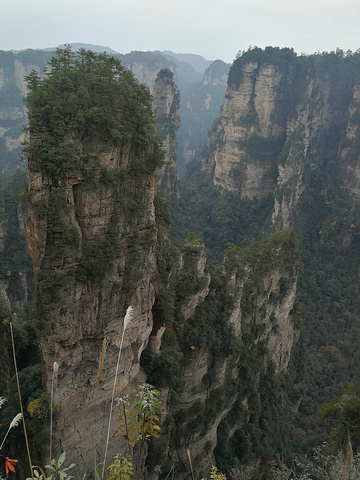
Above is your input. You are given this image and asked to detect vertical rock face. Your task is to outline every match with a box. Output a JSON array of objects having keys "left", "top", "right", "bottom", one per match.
[
  {"left": 271, "top": 75, "right": 333, "bottom": 229},
  {"left": 177, "top": 236, "right": 211, "bottom": 321},
  {"left": 177, "top": 60, "right": 230, "bottom": 172},
  {"left": 0, "top": 285, "right": 12, "bottom": 392},
  {"left": 203, "top": 58, "right": 287, "bottom": 198},
  {"left": 19, "top": 47, "right": 302, "bottom": 479},
  {"left": 152, "top": 69, "right": 180, "bottom": 193},
  {"left": 0, "top": 168, "right": 33, "bottom": 312},
  {"left": 339, "top": 83, "right": 360, "bottom": 201},
  {"left": 202, "top": 60, "right": 229, "bottom": 88},
  {"left": 0, "top": 50, "right": 52, "bottom": 175},
  {"left": 21, "top": 50, "right": 163, "bottom": 473},
  {"left": 128, "top": 62, "right": 171, "bottom": 93},
  {"left": 143, "top": 231, "right": 300, "bottom": 479},
  {"left": 23, "top": 148, "right": 158, "bottom": 471},
  {"left": 0, "top": 57, "right": 29, "bottom": 172},
  {"left": 119, "top": 51, "right": 176, "bottom": 93},
  {"left": 203, "top": 47, "right": 360, "bottom": 230}
]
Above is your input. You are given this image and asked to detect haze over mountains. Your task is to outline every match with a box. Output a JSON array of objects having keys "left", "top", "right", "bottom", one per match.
[
  {"left": 2, "top": 43, "right": 360, "bottom": 479},
  {"left": 0, "top": 43, "right": 230, "bottom": 176},
  {"left": 11, "top": 43, "right": 215, "bottom": 75}
]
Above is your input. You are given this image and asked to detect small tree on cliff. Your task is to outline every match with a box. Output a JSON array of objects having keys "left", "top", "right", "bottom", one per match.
[
  {"left": 316, "top": 381, "right": 360, "bottom": 455},
  {"left": 111, "top": 384, "right": 162, "bottom": 480}
]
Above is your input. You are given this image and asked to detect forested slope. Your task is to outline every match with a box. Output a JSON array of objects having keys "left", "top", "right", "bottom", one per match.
[
  {"left": 173, "top": 46, "right": 360, "bottom": 457},
  {"left": 2, "top": 45, "right": 360, "bottom": 479}
]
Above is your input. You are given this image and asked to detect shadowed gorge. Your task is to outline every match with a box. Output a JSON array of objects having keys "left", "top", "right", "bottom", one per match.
[
  {"left": 9, "top": 48, "right": 300, "bottom": 479},
  {"left": 176, "top": 46, "right": 360, "bottom": 462},
  {"left": 1, "top": 45, "right": 360, "bottom": 480}
]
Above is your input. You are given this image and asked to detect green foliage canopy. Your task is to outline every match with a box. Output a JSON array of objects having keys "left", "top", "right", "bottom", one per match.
[
  {"left": 317, "top": 381, "right": 360, "bottom": 453},
  {"left": 24, "top": 46, "right": 163, "bottom": 176}
]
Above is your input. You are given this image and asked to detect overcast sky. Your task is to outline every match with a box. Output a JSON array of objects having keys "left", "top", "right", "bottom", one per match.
[{"left": 2, "top": 0, "right": 360, "bottom": 63}]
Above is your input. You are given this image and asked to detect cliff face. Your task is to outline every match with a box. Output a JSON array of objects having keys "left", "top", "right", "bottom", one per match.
[
  {"left": 185, "top": 48, "right": 360, "bottom": 459},
  {"left": 177, "top": 61, "right": 229, "bottom": 173},
  {"left": 24, "top": 147, "right": 157, "bottom": 470},
  {"left": 144, "top": 231, "right": 300, "bottom": 479},
  {"left": 203, "top": 60, "right": 284, "bottom": 197},
  {"left": 0, "top": 168, "right": 33, "bottom": 313},
  {"left": 21, "top": 50, "right": 163, "bottom": 473},
  {"left": 0, "top": 57, "right": 28, "bottom": 174},
  {"left": 203, "top": 47, "right": 360, "bottom": 230},
  {"left": 339, "top": 83, "right": 360, "bottom": 202},
  {"left": 202, "top": 60, "right": 229, "bottom": 88},
  {"left": 19, "top": 48, "right": 301, "bottom": 479},
  {"left": 152, "top": 69, "right": 180, "bottom": 193},
  {"left": 0, "top": 50, "right": 52, "bottom": 175},
  {"left": 0, "top": 285, "right": 12, "bottom": 392}
]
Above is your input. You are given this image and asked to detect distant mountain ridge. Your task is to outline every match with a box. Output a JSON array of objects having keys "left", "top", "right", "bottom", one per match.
[
  {"left": 160, "top": 50, "right": 213, "bottom": 74},
  {"left": 9, "top": 43, "right": 120, "bottom": 55},
  {"left": 0, "top": 45, "right": 229, "bottom": 176},
  {"left": 47, "top": 43, "right": 120, "bottom": 54},
  {"left": 9, "top": 44, "right": 216, "bottom": 71}
]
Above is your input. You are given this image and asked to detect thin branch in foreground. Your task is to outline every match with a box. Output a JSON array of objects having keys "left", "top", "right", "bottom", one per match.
[{"left": 10, "top": 322, "right": 34, "bottom": 480}]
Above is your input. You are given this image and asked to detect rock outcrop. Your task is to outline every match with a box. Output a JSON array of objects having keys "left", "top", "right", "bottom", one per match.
[
  {"left": 202, "top": 60, "right": 229, "bottom": 88},
  {"left": 0, "top": 284, "right": 12, "bottom": 392},
  {"left": 21, "top": 51, "right": 163, "bottom": 474},
  {"left": 203, "top": 47, "right": 360, "bottom": 231},
  {"left": 152, "top": 69, "right": 180, "bottom": 194},
  {"left": 144, "top": 231, "right": 300, "bottom": 479},
  {"left": 20, "top": 47, "right": 301, "bottom": 479},
  {"left": 23, "top": 148, "right": 158, "bottom": 472},
  {"left": 120, "top": 52, "right": 175, "bottom": 94},
  {"left": 177, "top": 61, "right": 229, "bottom": 172},
  {"left": 0, "top": 50, "right": 52, "bottom": 175}
]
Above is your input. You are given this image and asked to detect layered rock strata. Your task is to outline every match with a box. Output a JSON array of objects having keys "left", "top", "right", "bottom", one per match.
[
  {"left": 21, "top": 48, "right": 302, "bottom": 479},
  {"left": 22, "top": 52, "right": 162, "bottom": 474},
  {"left": 145, "top": 231, "right": 300, "bottom": 479},
  {"left": 23, "top": 149, "right": 158, "bottom": 472},
  {"left": 152, "top": 69, "right": 180, "bottom": 193},
  {"left": 203, "top": 47, "right": 360, "bottom": 230}
]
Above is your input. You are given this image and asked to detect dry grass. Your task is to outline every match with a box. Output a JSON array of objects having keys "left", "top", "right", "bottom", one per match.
[
  {"left": 102, "top": 306, "right": 133, "bottom": 478},
  {"left": 10, "top": 322, "right": 33, "bottom": 479}
]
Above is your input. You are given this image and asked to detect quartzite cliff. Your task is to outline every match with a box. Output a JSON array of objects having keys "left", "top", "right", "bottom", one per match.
[
  {"left": 19, "top": 48, "right": 301, "bottom": 479},
  {"left": 204, "top": 47, "right": 360, "bottom": 233}
]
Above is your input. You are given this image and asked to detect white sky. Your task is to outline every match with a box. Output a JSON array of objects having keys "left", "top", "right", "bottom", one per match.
[{"left": 2, "top": 0, "right": 360, "bottom": 63}]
